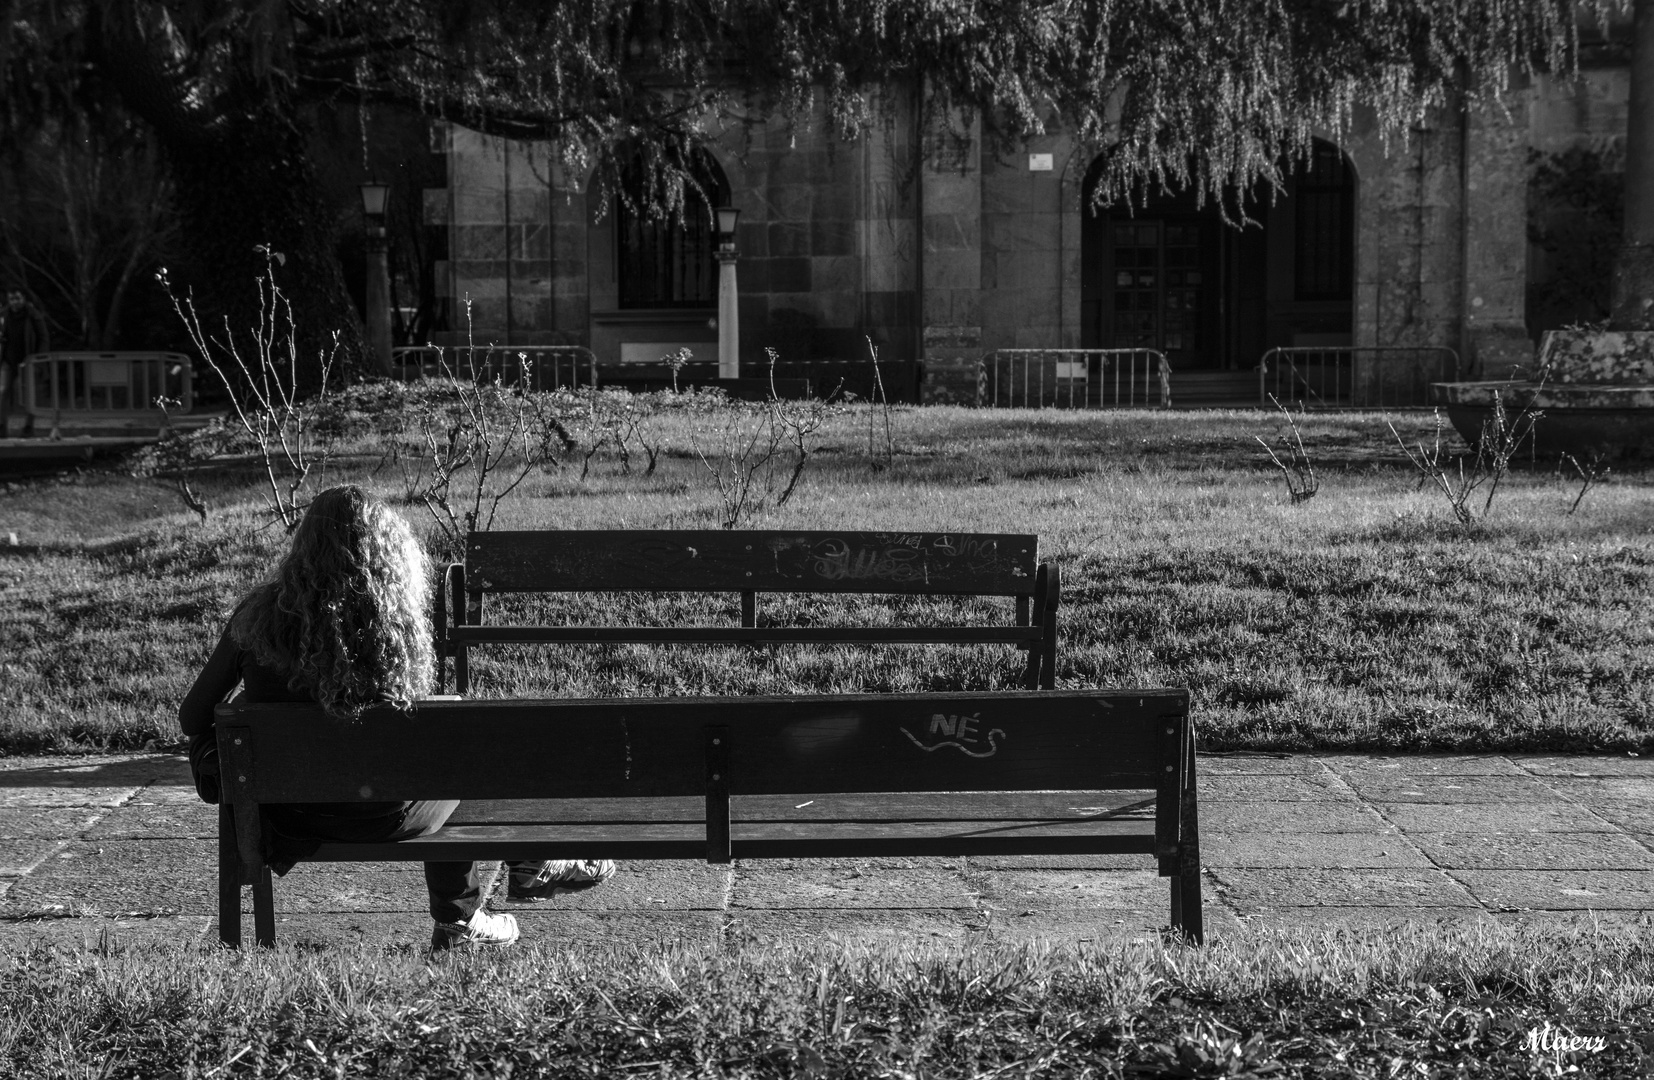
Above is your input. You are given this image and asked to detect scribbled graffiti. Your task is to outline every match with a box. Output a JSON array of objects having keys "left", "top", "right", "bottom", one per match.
[{"left": 808, "top": 538, "right": 929, "bottom": 583}]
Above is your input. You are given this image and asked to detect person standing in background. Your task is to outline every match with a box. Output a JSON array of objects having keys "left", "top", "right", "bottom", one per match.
[{"left": 0, "top": 288, "right": 48, "bottom": 437}]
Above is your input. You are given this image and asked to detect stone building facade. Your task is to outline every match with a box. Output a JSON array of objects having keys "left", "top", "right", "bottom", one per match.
[{"left": 428, "top": 63, "right": 1628, "bottom": 403}]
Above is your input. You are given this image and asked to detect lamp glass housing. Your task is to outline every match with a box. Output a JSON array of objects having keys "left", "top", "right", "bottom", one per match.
[
  {"left": 360, "top": 182, "right": 390, "bottom": 217},
  {"left": 715, "top": 206, "right": 740, "bottom": 237}
]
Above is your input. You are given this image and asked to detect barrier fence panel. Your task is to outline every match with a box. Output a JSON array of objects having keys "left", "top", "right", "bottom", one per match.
[
  {"left": 984, "top": 349, "right": 1171, "bottom": 409},
  {"left": 392, "top": 345, "right": 597, "bottom": 390},
  {"left": 1258, "top": 347, "right": 1460, "bottom": 409},
  {"left": 24, "top": 352, "right": 193, "bottom": 419}
]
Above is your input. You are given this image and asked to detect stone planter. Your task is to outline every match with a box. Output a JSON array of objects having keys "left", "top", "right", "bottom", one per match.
[{"left": 1429, "top": 329, "right": 1654, "bottom": 459}]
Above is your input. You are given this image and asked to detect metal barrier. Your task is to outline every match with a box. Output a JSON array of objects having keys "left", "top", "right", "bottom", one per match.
[
  {"left": 1258, "top": 346, "right": 1460, "bottom": 409},
  {"left": 23, "top": 352, "right": 193, "bottom": 418},
  {"left": 392, "top": 345, "right": 597, "bottom": 390},
  {"left": 984, "top": 349, "right": 1171, "bottom": 408}
]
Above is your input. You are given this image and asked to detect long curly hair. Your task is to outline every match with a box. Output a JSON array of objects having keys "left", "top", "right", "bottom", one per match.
[{"left": 230, "top": 486, "right": 433, "bottom": 717}]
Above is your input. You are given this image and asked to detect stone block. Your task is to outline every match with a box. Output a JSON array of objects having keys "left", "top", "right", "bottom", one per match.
[
  {"left": 985, "top": 251, "right": 1059, "bottom": 294},
  {"left": 736, "top": 222, "right": 769, "bottom": 258},
  {"left": 924, "top": 253, "right": 979, "bottom": 291},
  {"left": 810, "top": 255, "right": 860, "bottom": 295},
  {"left": 922, "top": 179, "right": 980, "bottom": 217},
  {"left": 726, "top": 909, "right": 978, "bottom": 946},
  {"left": 973, "top": 869, "right": 1167, "bottom": 911},
  {"left": 923, "top": 324, "right": 981, "bottom": 348},
  {"left": 453, "top": 225, "right": 507, "bottom": 261},
  {"left": 1338, "top": 775, "right": 1568, "bottom": 803},
  {"left": 810, "top": 218, "right": 857, "bottom": 256},
  {"left": 983, "top": 211, "right": 1060, "bottom": 254},
  {"left": 813, "top": 182, "right": 859, "bottom": 220},
  {"left": 1536, "top": 329, "right": 1654, "bottom": 384},
  {"left": 979, "top": 288, "right": 1053, "bottom": 331},
  {"left": 515, "top": 223, "right": 551, "bottom": 260},
  {"left": 768, "top": 221, "right": 811, "bottom": 257},
  {"left": 1198, "top": 774, "right": 1358, "bottom": 801},
  {"left": 1199, "top": 801, "right": 1394, "bottom": 833},
  {"left": 754, "top": 256, "right": 812, "bottom": 293},
  {"left": 761, "top": 183, "right": 813, "bottom": 221},
  {"left": 923, "top": 212, "right": 980, "bottom": 252}
]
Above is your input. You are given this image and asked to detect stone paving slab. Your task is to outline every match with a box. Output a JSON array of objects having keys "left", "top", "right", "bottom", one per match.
[
  {"left": 972, "top": 870, "right": 1168, "bottom": 912},
  {"left": 1339, "top": 776, "right": 1570, "bottom": 803},
  {"left": 1512, "top": 756, "right": 1654, "bottom": 777},
  {"left": 0, "top": 837, "right": 64, "bottom": 876},
  {"left": 1325, "top": 756, "right": 1531, "bottom": 777},
  {"left": 1411, "top": 832, "right": 1654, "bottom": 870},
  {"left": 83, "top": 801, "right": 216, "bottom": 840},
  {"left": 1215, "top": 868, "right": 1482, "bottom": 909},
  {"left": 0, "top": 915, "right": 212, "bottom": 952},
  {"left": 1201, "top": 801, "right": 1395, "bottom": 833},
  {"left": 729, "top": 867, "right": 973, "bottom": 910},
  {"left": 1374, "top": 802, "right": 1619, "bottom": 833},
  {"left": 1198, "top": 775, "right": 1357, "bottom": 801},
  {"left": 1201, "top": 832, "right": 1432, "bottom": 869},
  {"left": 1450, "top": 870, "right": 1654, "bottom": 911},
  {"left": 0, "top": 808, "right": 104, "bottom": 839},
  {"left": 3, "top": 752, "right": 1654, "bottom": 950}
]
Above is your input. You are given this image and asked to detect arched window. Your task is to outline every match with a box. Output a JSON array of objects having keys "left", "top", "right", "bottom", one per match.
[{"left": 616, "top": 151, "right": 729, "bottom": 309}]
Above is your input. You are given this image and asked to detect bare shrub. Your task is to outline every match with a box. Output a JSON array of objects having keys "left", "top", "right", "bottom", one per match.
[
  {"left": 1253, "top": 394, "right": 1318, "bottom": 503},
  {"left": 693, "top": 350, "right": 833, "bottom": 529},
  {"left": 864, "top": 336, "right": 896, "bottom": 470},
  {"left": 412, "top": 352, "right": 555, "bottom": 554},
  {"left": 160, "top": 248, "right": 336, "bottom": 531},
  {"left": 1560, "top": 451, "right": 1611, "bottom": 515},
  {"left": 1390, "top": 398, "right": 1541, "bottom": 530}
]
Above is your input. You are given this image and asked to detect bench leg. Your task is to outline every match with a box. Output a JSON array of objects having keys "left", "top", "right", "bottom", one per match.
[
  {"left": 1171, "top": 724, "right": 1203, "bottom": 945},
  {"left": 455, "top": 645, "right": 469, "bottom": 695},
  {"left": 251, "top": 863, "right": 276, "bottom": 948},
  {"left": 217, "top": 802, "right": 241, "bottom": 948}
]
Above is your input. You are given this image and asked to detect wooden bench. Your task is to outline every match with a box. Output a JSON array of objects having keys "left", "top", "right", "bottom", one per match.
[
  {"left": 210, "top": 688, "right": 1200, "bottom": 948},
  {"left": 437, "top": 531, "right": 1060, "bottom": 694}
]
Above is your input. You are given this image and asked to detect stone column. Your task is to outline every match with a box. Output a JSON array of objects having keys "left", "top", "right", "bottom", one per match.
[
  {"left": 920, "top": 111, "right": 984, "bottom": 404},
  {"left": 717, "top": 250, "right": 740, "bottom": 378},
  {"left": 1613, "top": 0, "right": 1654, "bottom": 326},
  {"left": 1463, "top": 94, "right": 1535, "bottom": 378}
]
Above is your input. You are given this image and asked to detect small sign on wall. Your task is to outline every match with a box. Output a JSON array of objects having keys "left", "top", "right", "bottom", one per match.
[{"left": 1028, "top": 153, "right": 1054, "bottom": 172}]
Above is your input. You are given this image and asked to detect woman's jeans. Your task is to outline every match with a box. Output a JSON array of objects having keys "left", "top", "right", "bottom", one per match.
[{"left": 270, "top": 801, "right": 482, "bottom": 924}]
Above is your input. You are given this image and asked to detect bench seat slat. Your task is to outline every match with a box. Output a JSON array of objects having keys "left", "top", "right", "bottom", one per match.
[
  {"left": 446, "top": 791, "right": 1158, "bottom": 825},
  {"left": 308, "top": 819, "right": 1161, "bottom": 863},
  {"left": 449, "top": 626, "right": 1044, "bottom": 645}
]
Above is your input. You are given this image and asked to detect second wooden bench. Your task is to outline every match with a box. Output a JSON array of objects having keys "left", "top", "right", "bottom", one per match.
[{"left": 437, "top": 530, "right": 1060, "bottom": 693}]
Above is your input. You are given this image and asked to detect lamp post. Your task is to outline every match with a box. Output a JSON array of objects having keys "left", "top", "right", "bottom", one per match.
[
  {"left": 359, "top": 181, "right": 394, "bottom": 378},
  {"left": 716, "top": 205, "right": 740, "bottom": 380}
]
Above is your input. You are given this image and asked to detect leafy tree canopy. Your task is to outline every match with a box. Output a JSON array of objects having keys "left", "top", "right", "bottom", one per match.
[{"left": 0, "top": 0, "right": 1619, "bottom": 377}]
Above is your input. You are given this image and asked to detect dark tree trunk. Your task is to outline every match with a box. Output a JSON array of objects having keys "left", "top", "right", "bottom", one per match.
[
  {"left": 162, "top": 105, "right": 373, "bottom": 394},
  {"left": 1613, "top": 0, "right": 1654, "bottom": 328}
]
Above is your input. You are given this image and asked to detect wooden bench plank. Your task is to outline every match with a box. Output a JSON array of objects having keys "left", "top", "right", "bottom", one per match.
[
  {"left": 448, "top": 625, "right": 1045, "bottom": 644},
  {"left": 469, "top": 530, "right": 1039, "bottom": 596},
  {"left": 221, "top": 691, "right": 1180, "bottom": 804},
  {"left": 443, "top": 791, "right": 1158, "bottom": 824}
]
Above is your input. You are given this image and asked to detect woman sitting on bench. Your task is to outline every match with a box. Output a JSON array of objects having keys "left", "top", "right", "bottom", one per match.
[{"left": 179, "top": 485, "right": 613, "bottom": 950}]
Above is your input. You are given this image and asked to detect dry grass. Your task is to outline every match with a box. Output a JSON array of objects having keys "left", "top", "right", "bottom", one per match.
[
  {"left": 0, "top": 404, "right": 1649, "bottom": 754},
  {"left": 3, "top": 921, "right": 1651, "bottom": 1077}
]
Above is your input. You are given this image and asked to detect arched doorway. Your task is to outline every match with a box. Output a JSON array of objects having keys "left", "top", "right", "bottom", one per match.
[
  {"left": 615, "top": 150, "right": 730, "bottom": 309},
  {"left": 1079, "top": 139, "right": 1355, "bottom": 370}
]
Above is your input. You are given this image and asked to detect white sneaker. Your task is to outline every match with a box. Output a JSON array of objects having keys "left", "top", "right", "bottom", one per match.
[
  {"left": 507, "top": 860, "right": 618, "bottom": 901},
  {"left": 431, "top": 907, "right": 520, "bottom": 950}
]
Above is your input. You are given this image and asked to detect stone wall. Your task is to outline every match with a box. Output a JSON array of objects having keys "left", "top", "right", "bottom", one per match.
[{"left": 435, "top": 72, "right": 1649, "bottom": 393}]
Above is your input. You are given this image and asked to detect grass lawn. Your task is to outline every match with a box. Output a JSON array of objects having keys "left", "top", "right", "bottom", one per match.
[
  {"left": 3, "top": 924, "right": 1651, "bottom": 1077},
  {"left": 0, "top": 403, "right": 1650, "bottom": 755}
]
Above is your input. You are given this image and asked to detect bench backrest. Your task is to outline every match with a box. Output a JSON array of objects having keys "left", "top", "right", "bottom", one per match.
[
  {"left": 217, "top": 689, "right": 1188, "bottom": 804},
  {"left": 465, "top": 531, "right": 1039, "bottom": 597}
]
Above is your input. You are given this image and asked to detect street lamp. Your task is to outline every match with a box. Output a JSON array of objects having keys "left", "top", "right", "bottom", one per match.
[
  {"left": 715, "top": 205, "right": 740, "bottom": 380},
  {"left": 359, "top": 181, "right": 394, "bottom": 377}
]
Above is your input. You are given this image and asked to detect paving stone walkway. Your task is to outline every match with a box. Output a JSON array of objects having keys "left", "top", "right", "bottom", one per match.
[{"left": 1, "top": 751, "right": 1650, "bottom": 952}]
